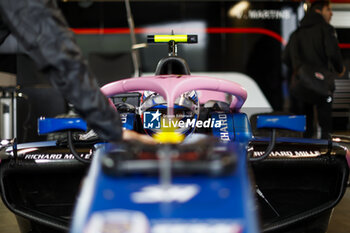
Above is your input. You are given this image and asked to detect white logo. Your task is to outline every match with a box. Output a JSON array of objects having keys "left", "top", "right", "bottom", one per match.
[
  {"left": 131, "top": 185, "right": 200, "bottom": 203},
  {"left": 232, "top": 9, "right": 291, "bottom": 20},
  {"left": 143, "top": 110, "right": 162, "bottom": 129},
  {"left": 84, "top": 210, "right": 149, "bottom": 233},
  {"left": 327, "top": 96, "right": 332, "bottom": 103},
  {"left": 143, "top": 110, "right": 222, "bottom": 130},
  {"left": 152, "top": 222, "right": 243, "bottom": 233},
  {"left": 151, "top": 110, "right": 162, "bottom": 122}
]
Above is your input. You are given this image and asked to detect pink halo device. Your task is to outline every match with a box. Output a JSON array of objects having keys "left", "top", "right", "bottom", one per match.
[{"left": 101, "top": 75, "right": 247, "bottom": 115}]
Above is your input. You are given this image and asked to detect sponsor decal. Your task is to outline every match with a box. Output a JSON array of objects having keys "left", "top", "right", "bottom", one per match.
[
  {"left": 247, "top": 9, "right": 291, "bottom": 19},
  {"left": 217, "top": 114, "right": 230, "bottom": 141},
  {"left": 85, "top": 210, "right": 243, "bottom": 233},
  {"left": 84, "top": 210, "right": 149, "bottom": 233},
  {"left": 151, "top": 220, "right": 243, "bottom": 233},
  {"left": 131, "top": 184, "right": 199, "bottom": 203},
  {"left": 233, "top": 9, "right": 291, "bottom": 20},
  {"left": 23, "top": 152, "right": 92, "bottom": 160},
  {"left": 121, "top": 113, "right": 127, "bottom": 124},
  {"left": 212, "top": 113, "right": 235, "bottom": 142},
  {"left": 121, "top": 113, "right": 136, "bottom": 130},
  {"left": 143, "top": 110, "right": 161, "bottom": 129},
  {"left": 253, "top": 150, "right": 321, "bottom": 158}
]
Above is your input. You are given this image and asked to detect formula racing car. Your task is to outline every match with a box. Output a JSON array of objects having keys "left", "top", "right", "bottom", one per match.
[{"left": 0, "top": 35, "right": 349, "bottom": 233}]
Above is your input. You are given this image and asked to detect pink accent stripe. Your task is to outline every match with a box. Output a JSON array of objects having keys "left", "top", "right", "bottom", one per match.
[{"left": 346, "top": 149, "right": 350, "bottom": 168}]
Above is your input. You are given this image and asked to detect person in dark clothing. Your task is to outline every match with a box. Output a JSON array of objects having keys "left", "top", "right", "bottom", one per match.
[
  {"left": 283, "top": 0, "right": 345, "bottom": 139},
  {"left": 0, "top": 0, "right": 155, "bottom": 144}
]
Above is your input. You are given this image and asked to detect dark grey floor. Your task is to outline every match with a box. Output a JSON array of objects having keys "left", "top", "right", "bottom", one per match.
[
  {"left": 0, "top": 188, "right": 349, "bottom": 233},
  {"left": 327, "top": 187, "right": 350, "bottom": 233},
  {"left": 0, "top": 200, "right": 20, "bottom": 233}
]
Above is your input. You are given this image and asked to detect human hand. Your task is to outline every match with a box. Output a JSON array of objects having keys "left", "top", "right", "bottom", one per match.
[{"left": 122, "top": 129, "right": 157, "bottom": 144}]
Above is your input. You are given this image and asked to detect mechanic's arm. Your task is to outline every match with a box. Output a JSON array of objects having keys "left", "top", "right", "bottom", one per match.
[
  {"left": 123, "top": 130, "right": 157, "bottom": 144},
  {"left": 0, "top": 0, "right": 155, "bottom": 144}
]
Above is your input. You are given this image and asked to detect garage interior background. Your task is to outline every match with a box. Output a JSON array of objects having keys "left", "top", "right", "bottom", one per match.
[{"left": 0, "top": 0, "right": 349, "bottom": 143}]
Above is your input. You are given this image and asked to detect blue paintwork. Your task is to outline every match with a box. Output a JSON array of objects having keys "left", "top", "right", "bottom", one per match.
[
  {"left": 212, "top": 113, "right": 235, "bottom": 142},
  {"left": 256, "top": 115, "right": 306, "bottom": 132},
  {"left": 37, "top": 118, "right": 87, "bottom": 135},
  {"left": 121, "top": 113, "right": 136, "bottom": 130},
  {"left": 67, "top": 112, "right": 322, "bottom": 233},
  {"left": 70, "top": 111, "right": 259, "bottom": 232},
  {"left": 233, "top": 113, "right": 253, "bottom": 143},
  {"left": 212, "top": 113, "right": 252, "bottom": 143},
  {"left": 253, "top": 136, "right": 328, "bottom": 145},
  {"left": 33, "top": 112, "right": 318, "bottom": 233},
  {"left": 70, "top": 142, "right": 259, "bottom": 233}
]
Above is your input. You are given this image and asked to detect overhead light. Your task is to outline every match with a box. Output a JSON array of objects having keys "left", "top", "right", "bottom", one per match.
[
  {"left": 228, "top": 1, "right": 250, "bottom": 19},
  {"left": 303, "top": 3, "right": 309, "bottom": 12}
]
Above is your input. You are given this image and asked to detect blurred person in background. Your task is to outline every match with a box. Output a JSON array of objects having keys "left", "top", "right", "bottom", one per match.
[{"left": 283, "top": 0, "right": 345, "bottom": 139}]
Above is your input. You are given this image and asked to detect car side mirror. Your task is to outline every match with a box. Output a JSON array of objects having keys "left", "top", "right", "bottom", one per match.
[
  {"left": 38, "top": 117, "right": 87, "bottom": 135},
  {"left": 256, "top": 115, "right": 306, "bottom": 132},
  {"left": 38, "top": 117, "right": 89, "bottom": 164},
  {"left": 251, "top": 115, "right": 306, "bottom": 161}
]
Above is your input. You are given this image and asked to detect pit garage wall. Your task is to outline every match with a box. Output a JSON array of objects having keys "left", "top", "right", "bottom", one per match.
[{"left": 58, "top": 0, "right": 305, "bottom": 111}]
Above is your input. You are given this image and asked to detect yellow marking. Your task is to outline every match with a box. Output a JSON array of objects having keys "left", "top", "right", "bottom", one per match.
[
  {"left": 153, "top": 132, "right": 185, "bottom": 144},
  {"left": 154, "top": 35, "right": 188, "bottom": 43}
]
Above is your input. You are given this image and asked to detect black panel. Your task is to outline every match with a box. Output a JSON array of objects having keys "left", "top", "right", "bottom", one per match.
[
  {"left": 16, "top": 87, "right": 67, "bottom": 143},
  {"left": 88, "top": 52, "right": 133, "bottom": 85},
  {"left": 0, "top": 54, "right": 16, "bottom": 74}
]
